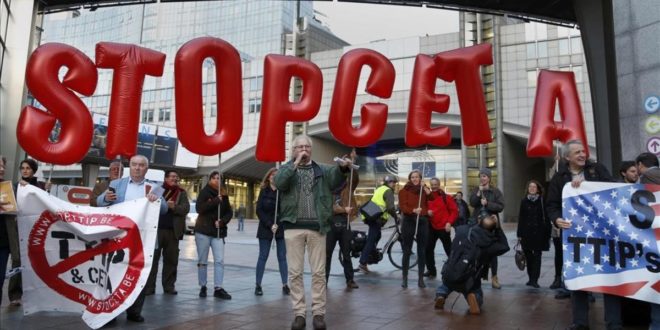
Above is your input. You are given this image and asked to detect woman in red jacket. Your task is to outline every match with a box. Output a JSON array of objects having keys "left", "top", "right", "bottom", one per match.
[{"left": 398, "top": 170, "right": 434, "bottom": 288}]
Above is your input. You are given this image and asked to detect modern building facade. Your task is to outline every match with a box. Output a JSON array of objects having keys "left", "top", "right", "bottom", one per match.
[{"left": 6, "top": 2, "right": 600, "bottom": 222}]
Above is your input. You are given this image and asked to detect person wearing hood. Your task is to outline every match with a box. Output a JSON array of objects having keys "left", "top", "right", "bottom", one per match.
[
  {"left": 145, "top": 170, "right": 190, "bottom": 295},
  {"left": 194, "top": 171, "right": 233, "bottom": 300},
  {"left": 434, "top": 212, "right": 510, "bottom": 315},
  {"left": 398, "top": 169, "right": 434, "bottom": 289},
  {"left": 468, "top": 167, "right": 504, "bottom": 289}
]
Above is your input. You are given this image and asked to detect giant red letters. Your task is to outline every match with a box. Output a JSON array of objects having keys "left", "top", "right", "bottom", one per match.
[
  {"left": 526, "top": 70, "right": 589, "bottom": 157},
  {"left": 96, "top": 43, "right": 166, "bottom": 159},
  {"left": 255, "top": 55, "right": 323, "bottom": 162},
  {"left": 175, "top": 37, "right": 243, "bottom": 155},
  {"left": 435, "top": 43, "right": 493, "bottom": 146},
  {"left": 17, "top": 43, "right": 97, "bottom": 164},
  {"left": 328, "top": 49, "right": 395, "bottom": 147},
  {"left": 406, "top": 54, "right": 451, "bottom": 147}
]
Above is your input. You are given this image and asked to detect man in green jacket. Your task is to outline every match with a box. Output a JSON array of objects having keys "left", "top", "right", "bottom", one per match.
[{"left": 274, "top": 135, "right": 351, "bottom": 330}]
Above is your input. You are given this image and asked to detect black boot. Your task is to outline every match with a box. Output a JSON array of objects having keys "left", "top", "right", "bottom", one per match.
[
  {"left": 550, "top": 276, "right": 562, "bottom": 289},
  {"left": 418, "top": 277, "right": 426, "bottom": 288},
  {"left": 402, "top": 275, "right": 408, "bottom": 288}
]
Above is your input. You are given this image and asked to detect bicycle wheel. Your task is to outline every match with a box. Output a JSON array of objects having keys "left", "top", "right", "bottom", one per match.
[{"left": 387, "top": 237, "right": 418, "bottom": 270}]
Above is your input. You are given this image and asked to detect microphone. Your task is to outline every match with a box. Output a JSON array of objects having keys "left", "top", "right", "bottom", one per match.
[{"left": 334, "top": 157, "right": 359, "bottom": 170}]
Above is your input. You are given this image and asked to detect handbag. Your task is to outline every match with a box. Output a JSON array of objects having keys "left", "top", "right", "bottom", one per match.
[
  {"left": 514, "top": 241, "right": 526, "bottom": 271},
  {"left": 359, "top": 200, "right": 383, "bottom": 224}
]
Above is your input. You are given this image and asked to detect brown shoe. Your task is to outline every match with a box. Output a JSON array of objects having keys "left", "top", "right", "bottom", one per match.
[
  {"left": 312, "top": 315, "right": 326, "bottom": 330},
  {"left": 346, "top": 280, "right": 359, "bottom": 289},
  {"left": 434, "top": 295, "right": 446, "bottom": 310},
  {"left": 466, "top": 293, "right": 481, "bottom": 315},
  {"left": 491, "top": 275, "right": 501, "bottom": 289}
]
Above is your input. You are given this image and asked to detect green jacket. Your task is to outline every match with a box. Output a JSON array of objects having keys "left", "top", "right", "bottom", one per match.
[{"left": 274, "top": 160, "right": 347, "bottom": 234}]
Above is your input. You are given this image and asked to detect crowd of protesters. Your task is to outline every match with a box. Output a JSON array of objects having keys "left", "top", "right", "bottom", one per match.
[{"left": 0, "top": 136, "right": 658, "bottom": 329}]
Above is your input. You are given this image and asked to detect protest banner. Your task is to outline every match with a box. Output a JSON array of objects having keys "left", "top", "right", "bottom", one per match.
[
  {"left": 17, "top": 184, "right": 159, "bottom": 329},
  {"left": 562, "top": 182, "right": 660, "bottom": 304}
]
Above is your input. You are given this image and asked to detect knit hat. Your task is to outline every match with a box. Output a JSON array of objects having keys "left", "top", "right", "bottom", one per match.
[{"left": 479, "top": 168, "right": 492, "bottom": 178}]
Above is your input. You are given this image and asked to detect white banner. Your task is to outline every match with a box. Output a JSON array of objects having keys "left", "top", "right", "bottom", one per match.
[{"left": 17, "top": 185, "right": 159, "bottom": 329}]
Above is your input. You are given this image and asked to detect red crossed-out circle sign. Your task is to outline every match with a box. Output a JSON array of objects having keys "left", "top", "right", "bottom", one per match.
[{"left": 28, "top": 211, "right": 144, "bottom": 314}]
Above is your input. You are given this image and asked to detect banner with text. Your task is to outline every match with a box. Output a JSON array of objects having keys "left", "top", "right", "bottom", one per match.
[
  {"left": 562, "top": 182, "right": 660, "bottom": 304},
  {"left": 17, "top": 185, "right": 159, "bottom": 329}
]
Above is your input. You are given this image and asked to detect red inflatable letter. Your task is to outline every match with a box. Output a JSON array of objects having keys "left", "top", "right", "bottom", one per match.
[
  {"left": 435, "top": 43, "right": 493, "bottom": 146},
  {"left": 256, "top": 55, "right": 323, "bottom": 162},
  {"left": 405, "top": 54, "right": 451, "bottom": 147},
  {"left": 96, "top": 43, "right": 166, "bottom": 159},
  {"left": 527, "top": 70, "right": 589, "bottom": 157},
  {"left": 17, "top": 43, "right": 97, "bottom": 165},
  {"left": 175, "top": 37, "right": 243, "bottom": 155},
  {"left": 329, "top": 49, "right": 394, "bottom": 146}
]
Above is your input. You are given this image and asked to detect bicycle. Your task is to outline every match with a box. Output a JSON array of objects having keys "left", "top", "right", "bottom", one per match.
[{"left": 343, "top": 215, "right": 418, "bottom": 270}]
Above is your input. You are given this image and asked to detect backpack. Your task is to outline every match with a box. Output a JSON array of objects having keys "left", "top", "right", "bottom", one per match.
[{"left": 441, "top": 226, "right": 481, "bottom": 293}]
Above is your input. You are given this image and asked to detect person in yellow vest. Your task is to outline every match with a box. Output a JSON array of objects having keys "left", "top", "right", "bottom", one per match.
[{"left": 358, "top": 175, "right": 398, "bottom": 273}]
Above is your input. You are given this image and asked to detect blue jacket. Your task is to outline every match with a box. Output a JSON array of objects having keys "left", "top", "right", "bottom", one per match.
[{"left": 95, "top": 177, "right": 168, "bottom": 215}]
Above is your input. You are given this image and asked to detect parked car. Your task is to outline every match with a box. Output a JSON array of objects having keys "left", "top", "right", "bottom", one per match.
[{"left": 185, "top": 202, "right": 197, "bottom": 235}]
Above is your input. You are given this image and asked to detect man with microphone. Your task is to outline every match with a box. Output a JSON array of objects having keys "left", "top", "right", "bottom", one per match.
[{"left": 274, "top": 135, "right": 353, "bottom": 330}]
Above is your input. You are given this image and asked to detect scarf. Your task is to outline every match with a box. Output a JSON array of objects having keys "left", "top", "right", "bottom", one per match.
[
  {"left": 162, "top": 182, "right": 183, "bottom": 202},
  {"left": 527, "top": 194, "right": 539, "bottom": 202}
]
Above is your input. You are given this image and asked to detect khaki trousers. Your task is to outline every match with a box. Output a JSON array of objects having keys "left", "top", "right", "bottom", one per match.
[{"left": 285, "top": 229, "right": 326, "bottom": 317}]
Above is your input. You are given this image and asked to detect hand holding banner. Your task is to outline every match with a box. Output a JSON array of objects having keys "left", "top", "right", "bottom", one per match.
[{"left": 17, "top": 185, "right": 159, "bottom": 329}]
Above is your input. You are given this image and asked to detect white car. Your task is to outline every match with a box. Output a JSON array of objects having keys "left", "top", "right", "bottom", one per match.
[{"left": 185, "top": 202, "right": 197, "bottom": 235}]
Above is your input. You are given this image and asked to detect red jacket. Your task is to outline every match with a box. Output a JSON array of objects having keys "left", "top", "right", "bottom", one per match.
[
  {"left": 427, "top": 190, "right": 458, "bottom": 230},
  {"left": 398, "top": 182, "right": 434, "bottom": 216}
]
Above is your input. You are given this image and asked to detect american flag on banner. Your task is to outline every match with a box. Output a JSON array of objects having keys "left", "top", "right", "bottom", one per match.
[{"left": 562, "top": 182, "right": 660, "bottom": 304}]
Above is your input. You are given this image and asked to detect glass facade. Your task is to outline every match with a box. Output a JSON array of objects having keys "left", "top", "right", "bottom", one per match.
[{"left": 0, "top": 0, "right": 10, "bottom": 84}]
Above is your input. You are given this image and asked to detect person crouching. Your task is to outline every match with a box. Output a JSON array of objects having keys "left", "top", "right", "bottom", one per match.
[{"left": 433, "top": 212, "right": 510, "bottom": 315}]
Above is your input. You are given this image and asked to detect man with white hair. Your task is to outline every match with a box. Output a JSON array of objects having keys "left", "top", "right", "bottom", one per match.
[
  {"left": 97, "top": 154, "right": 167, "bottom": 323},
  {"left": 274, "top": 135, "right": 352, "bottom": 330},
  {"left": 547, "top": 140, "right": 621, "bottom": 330}
]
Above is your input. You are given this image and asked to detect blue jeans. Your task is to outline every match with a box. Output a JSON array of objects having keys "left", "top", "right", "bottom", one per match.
[
  {"left": 238, "top": 217, "right": 244, "bottom": 231},
  {"left": 359, "top": 222, "right": 381, "bottom": 265},
  {"left": 436, "top": 282, "right": 483, "bottom": 306},
  {"left": 195, "top": 233, "right": 225, "bottom": 289},
  {"left": 256, "top": 238, "right": 288, "bottom": 286},
  {"left": 651, "top": 303, "right": 660, "bottom": 329}
]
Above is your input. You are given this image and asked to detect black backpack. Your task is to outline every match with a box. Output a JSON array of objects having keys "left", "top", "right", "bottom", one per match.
[{"left": 441, "top": 226, "right": 481, "bottom": 293}]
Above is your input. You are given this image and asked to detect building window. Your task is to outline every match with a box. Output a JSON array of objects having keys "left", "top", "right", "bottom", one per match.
[
  {"left": 142, "top": 109, "right": 154, "bottom": 123},
  {"left": 526, "top": 43, "right": 536, "bottom": 59},
  {"left": 537, "top": 41, "right": 548, "bottom": 58},
  {"left": 570, "top": 37, "right": 582, "bottom": 54},
  {"left": 210, "top": 103, "right": 217, "bottom": 117},
  {"left": 559, "top": 39, "right": 569, "bottom": 56},
  {"left": 249, "top": 98, "right": 261, "bottom": 113},
  {"left": 573, "top": 66, "right": 583, "bottom": 83},
  {"left": 158, "top": 107, "right": 171, "bottom": 122},
  {"left": 527, "top": 70, "right": 538, "bottom": 87}
]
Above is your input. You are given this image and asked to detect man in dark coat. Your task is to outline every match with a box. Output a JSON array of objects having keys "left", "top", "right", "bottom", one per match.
[{"left": 548, "top": 140, "right": 620, "bottom": 330}]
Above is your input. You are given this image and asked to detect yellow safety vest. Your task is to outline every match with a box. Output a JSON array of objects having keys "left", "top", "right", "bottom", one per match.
[{"left": 370, "top": 185, "right": 391, "bottom": 221}]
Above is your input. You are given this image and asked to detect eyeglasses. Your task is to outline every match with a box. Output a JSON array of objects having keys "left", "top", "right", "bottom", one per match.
[{"left": 294, "top": 145, "right": 312, "bottom": 150}]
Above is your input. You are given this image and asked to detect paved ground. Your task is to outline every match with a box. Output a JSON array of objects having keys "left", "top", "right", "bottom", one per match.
[{"left": 0, "top": 220, "right": 646, "bottom": 329}]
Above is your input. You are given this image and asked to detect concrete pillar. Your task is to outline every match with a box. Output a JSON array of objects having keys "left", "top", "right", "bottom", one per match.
[
  {"left": 0, "top": 0, "right": 39, "bottom": 180},
  {"left": 573, "top": 0, "right": 621, "bottom": 172},
  {"left": 611, "top": 0, "right": 660, "bottom": 162},
  {"left": 247, "top": 182, "right": 255, "bottom": 219}
]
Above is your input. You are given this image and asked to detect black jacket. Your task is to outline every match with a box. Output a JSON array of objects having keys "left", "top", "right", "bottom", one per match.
[
  {"left": 195, "top": 185, "right": 232, "bottom": 238},
  {"left": 455, "top": 224, "right": 510, "bottom": 268},
  {"left": 546, "top": 160, "right": 613, "bottom": 226},
  {"left": 455, "top": 198, "right": 471, "bottom": 226},
  {"left": 517, "top": 196, "right": 550, "bottom": 251},
  {"left": 256, "top": 186, "right": 284, "bottom": 240}
]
